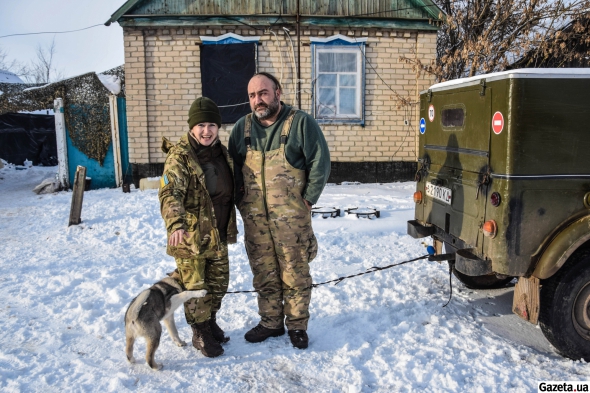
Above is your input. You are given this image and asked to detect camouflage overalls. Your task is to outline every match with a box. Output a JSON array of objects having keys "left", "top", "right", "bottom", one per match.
[
  {"left": 238, "top": 109, "right": 318, "bottom": 331},
  {"left": 159, "top": 135, "right": 238, "bottom": 325}
]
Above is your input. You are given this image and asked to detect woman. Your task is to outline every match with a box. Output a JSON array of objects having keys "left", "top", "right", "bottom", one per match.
[{"left": 158, "top": 97, "right": 237, "bottom": 358}]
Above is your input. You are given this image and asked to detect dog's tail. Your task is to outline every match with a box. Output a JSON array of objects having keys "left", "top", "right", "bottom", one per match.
[{"left": 125, "top": 290, "right": 150, "bottom": 323}]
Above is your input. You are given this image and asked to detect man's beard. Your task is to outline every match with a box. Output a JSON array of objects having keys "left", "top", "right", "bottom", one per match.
[{"left": 253, "top": 95, "right": 280, "bottom": 121}]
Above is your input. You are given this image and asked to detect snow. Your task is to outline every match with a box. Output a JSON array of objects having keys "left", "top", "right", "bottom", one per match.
[
  {"left": 425, "top": 68, "right": 590, "bottom": 93},
  {"left": 1, "top": 165, "right": 589, "bottom": 392}
]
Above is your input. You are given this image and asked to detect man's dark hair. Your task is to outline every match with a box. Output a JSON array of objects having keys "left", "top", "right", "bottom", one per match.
[{"left": 253, "top": 72, "right": 282, "bottom": 93}]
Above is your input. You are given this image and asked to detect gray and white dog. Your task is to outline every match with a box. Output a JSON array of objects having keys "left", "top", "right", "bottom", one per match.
[{"left": 125, "top": 270, "right": 206, "bottom": 370}]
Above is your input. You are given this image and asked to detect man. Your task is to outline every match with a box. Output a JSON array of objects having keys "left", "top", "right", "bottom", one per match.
[
  {"left": 159, "top": 97, "right": 237, "bottom": 358},
  {"left": 228, "top": 72, "right": 330, "bottom": 349}
]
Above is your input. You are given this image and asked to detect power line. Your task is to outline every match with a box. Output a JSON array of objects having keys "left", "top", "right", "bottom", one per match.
[{"left": 0, "top": 24, "right": 104, "bottom": 39}]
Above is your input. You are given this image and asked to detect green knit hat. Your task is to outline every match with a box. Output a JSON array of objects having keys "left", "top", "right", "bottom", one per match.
[{"left": 187, "top": 97, "right": 222, "bottom": 129}]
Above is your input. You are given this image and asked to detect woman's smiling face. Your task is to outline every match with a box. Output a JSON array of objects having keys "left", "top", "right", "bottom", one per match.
[{"left": 191, "top": 122, "right": 219, "bottom": 146}]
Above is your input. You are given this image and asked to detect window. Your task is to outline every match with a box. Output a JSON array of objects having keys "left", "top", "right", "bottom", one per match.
[
  {"left": 311, "top": 35, "right": 366, "bottom": 124},
  {"left": 200, "top": 33, "right": 259, "bottom": 124},
  {"left": 441, "top": 106, "right": 466, "bottom": 129}
]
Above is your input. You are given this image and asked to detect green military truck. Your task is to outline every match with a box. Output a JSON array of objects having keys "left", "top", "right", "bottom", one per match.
[{"left": 408, "top": 69, "right": 590, "bottom": 361}]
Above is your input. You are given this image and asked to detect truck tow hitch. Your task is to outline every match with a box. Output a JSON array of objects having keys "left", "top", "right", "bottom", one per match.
[{"left": 428, "top": 253, "right": 456, "bottom": 262}]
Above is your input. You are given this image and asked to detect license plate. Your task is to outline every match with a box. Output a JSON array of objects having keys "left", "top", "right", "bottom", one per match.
[{"left": 426, "top": 183, "right": 452, "bottom": 205}]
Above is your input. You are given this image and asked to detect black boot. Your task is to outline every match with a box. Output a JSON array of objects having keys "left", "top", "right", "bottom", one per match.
[
  {"left": 244, "top": 324, "right": 285, "bottom": 343},
  {"left": 209, "top": 311, "right": 230, "bottom": 343},
  {"left": 288, "top": 330, "right": 308, "bottom": 349},
  {"left": 191, "top": 321, "right": 224, "bottom": 357}
]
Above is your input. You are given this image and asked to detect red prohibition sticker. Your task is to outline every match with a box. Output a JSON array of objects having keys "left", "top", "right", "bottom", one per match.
[
  {"left": 428, "top": 105, "right": 435, "bottom": 122},
  {"left": 492, "top": 111, "right": 504, "bottom": 134}
]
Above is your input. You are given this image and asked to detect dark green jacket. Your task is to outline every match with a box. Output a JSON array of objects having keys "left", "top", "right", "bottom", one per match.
[
  {"left": 159, "top": 134, "right": 238, "bottom": 259},
  {"left": 228, "top": 103, "right": 331, "bottom": 205}
]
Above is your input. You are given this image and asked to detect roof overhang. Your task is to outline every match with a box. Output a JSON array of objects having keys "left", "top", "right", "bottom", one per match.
[
  {"left": 105, "top": 0, "right": 444, "bottom": 30},
  {"left": 110, "top": 15, "right": 440, "bottom": 31},
  {"left": 105, "top": 0, "right": 143, "bottom": 26}
]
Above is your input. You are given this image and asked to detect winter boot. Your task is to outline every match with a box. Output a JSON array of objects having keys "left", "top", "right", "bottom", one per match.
[
  {"left": 288, "top": 330, "right": 308, "bottom": 349},
  {"left": 209, "top": 311, "right": 230, "bottom": 343},
  {"left": 191, "top": 321, "right": 224, "bottom": 357},
  {"left": 244, "top": 323, "right": 285, "bottom": 343}
]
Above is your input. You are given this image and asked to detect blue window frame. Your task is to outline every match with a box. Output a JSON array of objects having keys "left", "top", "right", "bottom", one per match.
[{"left": 311, "top": 35, "right": 366, "bottom": 125}]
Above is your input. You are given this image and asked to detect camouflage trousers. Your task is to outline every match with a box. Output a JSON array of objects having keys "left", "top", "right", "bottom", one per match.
[
  {"left": 175, "top": 243, "right": 229, "bottom": 325},
  {"left": 244, "top": 229, "right": 314, "bottom": 331}
]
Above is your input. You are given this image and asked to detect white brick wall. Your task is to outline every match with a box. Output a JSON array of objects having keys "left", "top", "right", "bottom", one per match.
[{"left": 122, "top": 26, "right": 437, "bottom": 163}]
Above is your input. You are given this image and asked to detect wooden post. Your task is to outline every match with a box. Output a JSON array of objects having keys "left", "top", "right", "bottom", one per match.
[
  {"left": 109, "top": 95, "right": 123, "bottom": 187},
  {"left": 68, "top": 166, "right": 87, "bottom": 226},
  {"left": 54, "top": 98, "right": 69, "bottom": 189},
  {"left": 513, "top": 276, "right": 540, "bottom": 324}
]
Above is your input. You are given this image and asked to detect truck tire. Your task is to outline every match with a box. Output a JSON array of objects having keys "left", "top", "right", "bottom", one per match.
[
  {"left": 451, "top": 268, "right": 513, "bottom": 289},
  {"left": 539, "top": 252, "right": 590, "bottom": 361},
  {"left": 444, "top": 242, "right": 512, "bottom": 289}
]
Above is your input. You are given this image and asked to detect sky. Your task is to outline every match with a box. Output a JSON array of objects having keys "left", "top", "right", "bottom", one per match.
[{"left": 0, "top": 0, "right": 128, "bottom": 79}]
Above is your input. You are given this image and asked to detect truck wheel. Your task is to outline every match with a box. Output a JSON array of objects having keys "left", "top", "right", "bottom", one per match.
[
  {"left": 443, "top": 242, "right": 512, "bottom": 289},
  {"left": 452, "top": 268, "right": 513, "bottom": 289},
  {"left": 539, "top": 252, "right": 590, "bottom": 361}
]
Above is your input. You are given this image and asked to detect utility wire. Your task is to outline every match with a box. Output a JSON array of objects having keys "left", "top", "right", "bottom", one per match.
[{"left": 0, "top": 24, "right": 104, "bottom": 39}]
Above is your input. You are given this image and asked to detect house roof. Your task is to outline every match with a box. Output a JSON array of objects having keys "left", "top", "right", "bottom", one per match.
[
  {"left": 0, "top": 70, "right": 24, "bottom": 84},
  {"left": 105, "top": 0, "right": 142, "bottom": 26},
  {"left": 105, "top": 0, "right": 443, "bottom": 31}
]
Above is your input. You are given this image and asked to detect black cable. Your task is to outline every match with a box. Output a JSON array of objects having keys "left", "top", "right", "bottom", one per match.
[
  {"left": 0, "top": 24, "right": 104, "bottom": 39},
  {"left": 209, "top": 254, "right": 430, "bottom": 295},
  {"left": 270, "top": 0, "right": 286, "bottom": 26},
  {"left": 442, "top": 262, "right": 453, "bottom": 307}
]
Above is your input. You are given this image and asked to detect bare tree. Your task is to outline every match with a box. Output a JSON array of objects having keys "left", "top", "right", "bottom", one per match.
[
  {"left": 403, "top": 0, "right": 590, "bottom": 82},
  {"left": 28, "top": 38, "right": 65, "bottom": 84},
  {"left": 0, "top": 46, "right": 10, "bottom": 70},
  {"left": 0, "top": 46, "right": 30, "bottom": 80}
]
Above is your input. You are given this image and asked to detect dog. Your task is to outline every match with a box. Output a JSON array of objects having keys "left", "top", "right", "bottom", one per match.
[{"left": 125, "top": 270, "right": 206, "bottom": 370}]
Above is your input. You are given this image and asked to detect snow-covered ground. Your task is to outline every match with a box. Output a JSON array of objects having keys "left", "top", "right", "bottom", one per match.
[{"left": 1, "top": 165, "right": 588, "bottom": 392}]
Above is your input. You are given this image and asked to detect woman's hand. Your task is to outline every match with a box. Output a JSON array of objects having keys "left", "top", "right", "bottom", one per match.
[{"left": 168, "top": 229, "right": 188, "bottom": 246}]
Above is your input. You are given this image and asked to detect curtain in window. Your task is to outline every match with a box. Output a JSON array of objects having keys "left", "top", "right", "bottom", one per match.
[{"left": 316, "top": 50, "right": 359, "bottom": 118}]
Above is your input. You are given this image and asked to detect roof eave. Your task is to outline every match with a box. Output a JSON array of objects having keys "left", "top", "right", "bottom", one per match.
[
  {"left": 105, "top": 0, "right": 143, "bottom": 26},
  {"left": 116, "top": 15, "right": 442, "bottom": 31},
  {"left": 413, "top": 0, "right": 445, "bottom": 21}
]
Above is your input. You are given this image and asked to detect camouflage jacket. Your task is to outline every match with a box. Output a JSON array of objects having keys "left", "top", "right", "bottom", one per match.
[{"left": 159, "top": 134, "right": 238, "bottom": 259}]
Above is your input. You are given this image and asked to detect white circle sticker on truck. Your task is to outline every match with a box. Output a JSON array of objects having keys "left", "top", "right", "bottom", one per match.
[
  {"left": 428, "top": 105, "right": 435, "bottom": 122},
  {"left": 492, "top": 111, "right": 504, "bottom": 134}
]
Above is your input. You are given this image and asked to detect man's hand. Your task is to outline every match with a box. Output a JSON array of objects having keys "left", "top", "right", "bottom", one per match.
[
  {"left": 303, "top": 199, "right": 312, "bottom": 211},
  {"left": 169, "top": 229, "right": 188, "bottom": 246}
]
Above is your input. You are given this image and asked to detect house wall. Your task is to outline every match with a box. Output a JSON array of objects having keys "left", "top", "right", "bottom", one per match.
[{"left": 123, "top": 25, "right": 436, "bottom": 182}]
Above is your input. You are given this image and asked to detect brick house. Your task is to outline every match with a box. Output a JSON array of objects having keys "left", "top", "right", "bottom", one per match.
[{"left": 105, "top": 0, "right": 442, "bottom": 184}]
